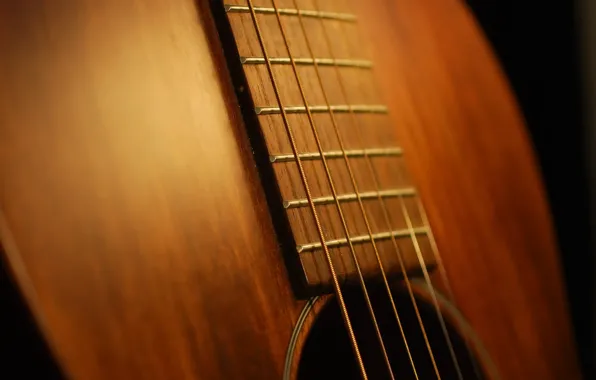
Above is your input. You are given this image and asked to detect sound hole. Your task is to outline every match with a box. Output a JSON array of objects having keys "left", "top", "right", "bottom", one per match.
[{"left": 297, "top": 286, "right": 485, "bottom": 380}]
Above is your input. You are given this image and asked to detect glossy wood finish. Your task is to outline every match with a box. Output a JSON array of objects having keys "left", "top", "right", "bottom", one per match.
[{"left": 0, "top": 1, "right": 581, "bottom": 380}]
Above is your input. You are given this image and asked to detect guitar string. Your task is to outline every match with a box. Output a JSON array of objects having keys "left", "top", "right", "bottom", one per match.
[
  {"left": 328, "top": 0, "right": 469, "bottom": 377},
  {"left": 245, "top": 1, "right": 369, "bottom": 379},
  {"left": 352, "top": 0, "right": 481, "bottom": 375},
  {"left": 266, "top": 0, "right": 398, "bottom": 378},
  {"left": 349, "top": 3, "right": 470, "bottom": 377},
  {"left": 303, "top": 0, "right": 452, "bottom": 378},
  {"left": 416, "top": 198, "right": 483, "bottom": 379},
  {"left": 286, "top": 0, "right": 429, "bottom": 378}
]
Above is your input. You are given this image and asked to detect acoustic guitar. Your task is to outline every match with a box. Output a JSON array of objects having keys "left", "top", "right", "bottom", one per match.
[{"left": 0, "top": 0, "right": 582, "bottom": 379}]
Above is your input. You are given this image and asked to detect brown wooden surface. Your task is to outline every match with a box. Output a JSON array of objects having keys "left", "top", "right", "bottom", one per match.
[
  {"left": 0, "top": 0, "right": 300, "bottom": 378},
  {"left": 0, "top": 0, "right": 581, "bottom": 380}
]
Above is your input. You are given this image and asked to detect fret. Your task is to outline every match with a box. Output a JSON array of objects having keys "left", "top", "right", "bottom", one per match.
[
  {"left": 284, "top": 188, "right": 416, "bottom": 208},
  {"left": 224, "top": 5, "right": 357, "bottom": 22},
  {"left": 240, "top": 57, "right": 372, "bottom": 69},
  {"left": 255, "top": 104, "right": 388, "bottom": 115},
  {"left": 297, "top": 227, "right": 429, "bottom": 253},
  {"left": 269, "top": 147, "right": 403, "bottom": 163}
]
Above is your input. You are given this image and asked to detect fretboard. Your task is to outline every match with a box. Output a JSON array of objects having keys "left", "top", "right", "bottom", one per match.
[{"left": 218, "top": 0, "right": 435, "bottom": 295}]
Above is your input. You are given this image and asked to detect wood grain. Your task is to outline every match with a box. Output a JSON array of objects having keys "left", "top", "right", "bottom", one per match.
[{"left": 0, "top": 0, "right": 581, "bottom": 379}]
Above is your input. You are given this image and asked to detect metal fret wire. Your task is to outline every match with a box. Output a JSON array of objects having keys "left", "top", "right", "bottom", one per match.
[
  {"left": 297, "top": 227, "right": 428, "bottom": 253},
  {"left": 284, "top": 187, "right": 416, "bottom": 208},
  {"left": 225, "top": 4, "right": 356, "bottom": 21},
  {"left": 240, "top": 56, "right": 373, "bottom": 68},
  {"left": 244, "top": 1, "right": 369, "bottom": 379},
  {"left": 319, "top": 0, "right": 468, "bottom": 378},
  {"left": 255, "top": 104, "right": 388, "bottom": 115},
  {"left": 269, "top": 147, "right": 403, "bottom": 163},
  {"left": 268, "top": 0, "right": 395, "bottom": 377},
  {"left": 286, "top": 0, "right": 422, "bottom": 378}
]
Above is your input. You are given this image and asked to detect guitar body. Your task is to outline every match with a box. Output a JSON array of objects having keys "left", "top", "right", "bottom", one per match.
[{"left": 0, "top": 0, "right": 580, "bottom": 379}]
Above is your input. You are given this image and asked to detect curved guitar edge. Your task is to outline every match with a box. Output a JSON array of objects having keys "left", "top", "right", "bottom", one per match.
[
  {"left": 0, "top": 215, "right": 66, "bottom": 380},
  {"left": 352, "top": 0, "right": 582, "bottom": 378}
]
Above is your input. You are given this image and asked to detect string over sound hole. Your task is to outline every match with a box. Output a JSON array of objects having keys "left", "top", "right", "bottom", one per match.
[{"left": 297, "top": 286, "right": 485, "bottom": 380}]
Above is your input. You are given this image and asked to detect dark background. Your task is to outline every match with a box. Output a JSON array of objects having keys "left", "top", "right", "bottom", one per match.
[{"left": 466, "top": 0, "right": 593, "bottom": 377}]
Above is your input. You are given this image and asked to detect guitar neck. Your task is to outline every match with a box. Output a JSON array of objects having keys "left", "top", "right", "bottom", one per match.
[{"left": 219, "top": 0, "right": 436, "bottom": 295}]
